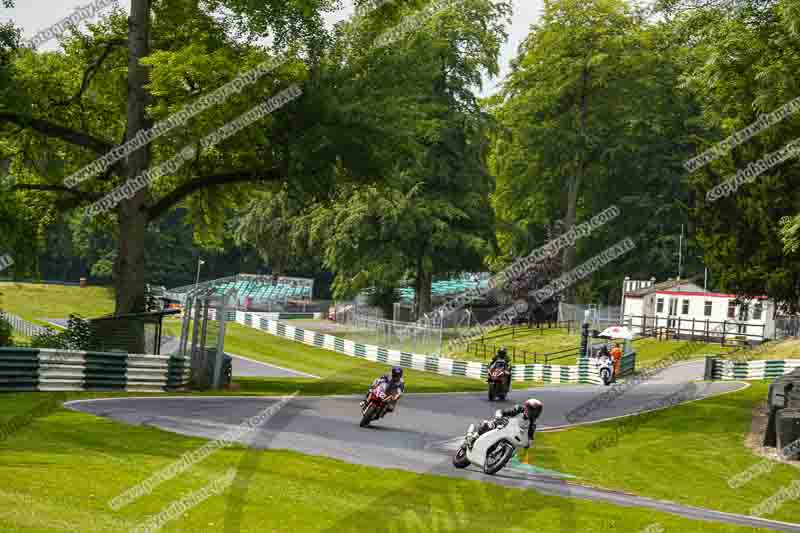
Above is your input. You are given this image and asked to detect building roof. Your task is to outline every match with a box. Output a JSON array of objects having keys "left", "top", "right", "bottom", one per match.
[
  {"left": 625, "top": 278, "right": 702, "bottom": 298},
  {"left": 165, "top": 273, "right": 313, "bottom": 303}
]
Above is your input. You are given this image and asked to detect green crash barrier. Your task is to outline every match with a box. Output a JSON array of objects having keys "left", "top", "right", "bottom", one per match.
[{"left": 0, "top": 347, "right": 190, "bottom": 392}]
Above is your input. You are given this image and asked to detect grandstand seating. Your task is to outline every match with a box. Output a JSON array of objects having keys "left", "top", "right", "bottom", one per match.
[
  {"left": 167, "top": 277, "right": 312, "bottom": 304},
  {"left": 395, "top": 275, "right": 491, "bottom": 303}
]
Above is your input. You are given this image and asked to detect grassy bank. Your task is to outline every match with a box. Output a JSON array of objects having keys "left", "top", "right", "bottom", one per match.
[
  {"left": 0, "top": 282, "right": 114, "bottom": 323},
  {"left": 526, "top": 381, "right": 799, "bottom": 525},
  {"left": 162, "top": 320, "right": 504, "bottom": 395},
  {"left": 0, "top": 391, "right": 770, "bottom": 532}
]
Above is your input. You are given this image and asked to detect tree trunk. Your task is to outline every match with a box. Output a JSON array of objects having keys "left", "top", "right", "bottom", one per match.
[
  {"left": 418, "top": 267, "right": 432, "bottom": 317},
  {"left": 562, "top": 59, "right": 590, "bottom": 303},
  {"left": 113, "top": 0, "right": 152, "bottom": 350},
  {"left": 414, "top": 247, "right": 433, "bottom": 320}
]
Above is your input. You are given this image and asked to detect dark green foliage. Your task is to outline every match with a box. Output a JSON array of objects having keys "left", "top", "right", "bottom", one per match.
[
  {"left": 30, "top": 314, "right": 92, "bottom": 350},
  {"left": 0, "top": 314, "right": 11, "bottom": 347},
  {"left": 366, "top": 286, "right": 399, "bottom": 319}
]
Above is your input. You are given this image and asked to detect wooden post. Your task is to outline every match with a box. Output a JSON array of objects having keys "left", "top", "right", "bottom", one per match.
[
  {"left": 692, "top": 317, "right": 696, "bottom": 341},
  {"left": 706, "top": 319, "right": 709, "bottom": 343},
  {"left": 513, "top": 346, "right": 516, "bottom": 363},
  {"left": 722, "top": 320, "right": 727, "bottom": 346},
  {"left": 678, "top": 316, "right": 681, "bottom": 340}
]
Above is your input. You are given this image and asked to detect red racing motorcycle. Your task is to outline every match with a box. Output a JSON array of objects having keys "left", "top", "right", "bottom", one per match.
[
  {"left": 360, "top": 382, "right": 400, "bottom": 427},
  {"left": 487, "top": 359, "right": 511, "bottom": 401}
]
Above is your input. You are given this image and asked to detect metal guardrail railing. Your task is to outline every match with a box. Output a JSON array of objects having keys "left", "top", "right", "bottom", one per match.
[
  {"left": 466, "top": 332, "right": 582, "bottom": 364},
  {"left": 1, "top": 311, "right": 52, "bottom": 338}
]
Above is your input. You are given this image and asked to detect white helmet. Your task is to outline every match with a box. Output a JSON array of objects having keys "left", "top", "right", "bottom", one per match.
[{"left": 524, "top": 398, "right": 543, "bottom": 420}]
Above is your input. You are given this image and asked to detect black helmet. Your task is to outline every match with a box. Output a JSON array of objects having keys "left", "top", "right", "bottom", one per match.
[
  {"left": 391, "top": 366, "right": 403, "bottom": 381},
  {"left": 498, "top": 346, "right": 508, "bottom": 357}
]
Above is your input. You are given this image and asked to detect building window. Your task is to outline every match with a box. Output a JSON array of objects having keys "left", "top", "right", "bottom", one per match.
[
  {"left": 656, "top": 298, "right": 664, "bottom": 313},
  {"left": 727, "top": 301, "right": 736, "bottom": 319},
  {"left": 704, "top": 301, "right": 712, "bottom": 317},
  {"left": 754, "top": 302, "right": 763, "bottom": 320},
  {"left": 682, "top": 299, "right": 690, "bottom": 315},
  {"left": 739, "top": 303, "right": 749, "bottom": 321}
]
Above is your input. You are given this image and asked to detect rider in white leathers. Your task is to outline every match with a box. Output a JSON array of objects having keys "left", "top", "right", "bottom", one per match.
[{"left": 467, "top": 398, "right": 543, "bottom": 448}]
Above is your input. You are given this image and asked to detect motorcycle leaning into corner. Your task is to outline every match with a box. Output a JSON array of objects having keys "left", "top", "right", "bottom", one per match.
[
  {"left": 359, "top": 381, "right": 401, "bottom": 427},
  {"left": 453, "top": 399, "right": 542, "bottom": 475}
]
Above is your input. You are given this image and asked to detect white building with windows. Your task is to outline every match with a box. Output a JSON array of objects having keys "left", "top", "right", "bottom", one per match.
[{"left": 621, "top": 277, "right": 776, "bottom": 343}]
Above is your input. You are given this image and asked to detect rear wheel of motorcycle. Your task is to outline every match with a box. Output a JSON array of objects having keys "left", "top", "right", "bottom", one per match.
[
  {"left": 453, "top": 444, "right": 470, "bottom": 468},
  {"left": 360, "top": 404, "right": 377, "bottom": 427},
  {"left": 483, "top": 441, "right": 515, "bottom": 475}
]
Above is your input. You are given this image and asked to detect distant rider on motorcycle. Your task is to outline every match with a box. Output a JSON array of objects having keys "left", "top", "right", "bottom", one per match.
[
  {"left": 490, "top": 346, "right": 509, "bottom": 367},
  {"left": 489, "top": 346, "right": 512, "bottom": 388},
  {"left": 467, "top": 398, "right": 543, "bottom": 448},
  {"left": 361, "top": 366, "right": 405, "bottom": 412}
]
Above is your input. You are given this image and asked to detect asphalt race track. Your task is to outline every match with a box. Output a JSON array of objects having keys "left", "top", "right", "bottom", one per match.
[{"left": 65, "top": 359, "right": 800, "bottom": 532}]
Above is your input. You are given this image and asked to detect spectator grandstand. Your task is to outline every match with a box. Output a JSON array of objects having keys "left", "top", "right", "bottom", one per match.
[
  {"left": 394, "top": 272, "right": 491, "bottom": 303},
  {"left": 164, "top": 273, "right": 313, "bottom": 307}
]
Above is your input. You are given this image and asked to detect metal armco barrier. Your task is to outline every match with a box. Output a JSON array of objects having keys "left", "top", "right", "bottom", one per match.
[
  {"left": 0, "top": 347, "right": 190, "bottom": 392},
  {"left": 707, "top": 357, "right": 800, "bottom": 380}
]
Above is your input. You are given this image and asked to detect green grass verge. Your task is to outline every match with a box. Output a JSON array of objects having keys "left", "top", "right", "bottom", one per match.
[
  {"left": 722, "top": 338, "right": 800, "bottom": 361},
  {"left": 525, "top": 381, "right": 800, "bottom": 525},
  {"left": 0, "top": 391, "right": 771, "bottom": 532},
  {"left": 162, "top": 320, "right": 516, "bottom": 395},
  {"left": 629, "top": 338, "right": 735, "bottom": 368},
  {"left": 0, "top": 282, "right": 115, "bottom": 323}
]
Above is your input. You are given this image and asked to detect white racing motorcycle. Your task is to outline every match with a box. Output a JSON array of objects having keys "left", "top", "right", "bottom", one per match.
[
  {"left": 597, "top": 354, "right": 614, "bottom": 386},
  {"left": 452, "top": 410, "right": 531, "bottom": 475}
]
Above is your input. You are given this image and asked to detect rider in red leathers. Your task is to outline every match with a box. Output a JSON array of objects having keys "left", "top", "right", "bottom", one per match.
[{"left": 360, "top": 366, "right": 405, "bottom": 413}]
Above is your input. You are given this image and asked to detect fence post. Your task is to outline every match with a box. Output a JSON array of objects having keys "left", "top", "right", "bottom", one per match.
[
  {"left": 512, "top": 346, "right": 516, "bottom": 363},
  {"left": 692, "top": 317, "right": 696, "bottom": 341},
  {"left": 677, "top": 317, "right": 681, "bottom": 340},
  {"left": 706, "top": 319, "right": 709, "bottom": 343},
  {"left": 722, "top": 320, "right": 727, "bottom": 346}
]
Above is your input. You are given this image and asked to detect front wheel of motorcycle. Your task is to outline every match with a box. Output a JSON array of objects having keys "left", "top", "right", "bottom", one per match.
[
  {"left": 453, "top": 444, "right": 471, "bottom": 468},
  {"left": 483, "top": 441, "right": 515, "bottom": 475},
  {"left": 488, "top": 382, "right": 496, "bottom": 402},
  {"left": 360, "top": 404, "right": 377, "bottom": 427}
]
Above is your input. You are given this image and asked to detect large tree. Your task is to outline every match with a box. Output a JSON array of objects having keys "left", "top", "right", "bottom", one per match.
[
  {"left": 678, "top": 0, "right": 800, "bottom": 312},
  {"left": 234, "top": 0, "right": 511, "bottom": 317},
  {"left": 0, "top": 0, "right": 447, "bottom": 347},
  {"left": 488, "top": 0, "right": 701, "bottom": 305}
]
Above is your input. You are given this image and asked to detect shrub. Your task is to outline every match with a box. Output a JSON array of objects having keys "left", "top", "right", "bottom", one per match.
[
  {"left": 0, "top": 314, "right": 12, "bottom": 347},
  {"left": 31, "top": 314, "right": 92, "bottom": 350},
  {"left": 30, "top": 329, "right": 71, "bottom": 349}
]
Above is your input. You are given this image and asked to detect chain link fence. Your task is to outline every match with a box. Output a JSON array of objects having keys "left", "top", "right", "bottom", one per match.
[
  {"left": 0, "top": 311, "right": 52, "bottom": 338},
  {"left": 558, "top": 302, "right": 621, "bottom": 330},
  {"left": 330, "top": 301, "right": 480, "bottom": 355},
  {"left": 775, "top": 316, "right": 800, "bottom": 339}
]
